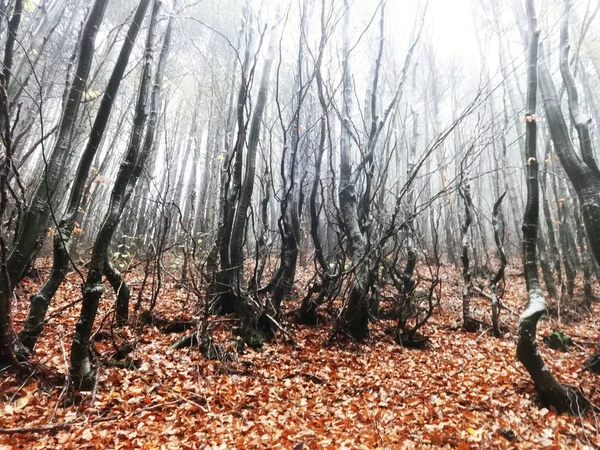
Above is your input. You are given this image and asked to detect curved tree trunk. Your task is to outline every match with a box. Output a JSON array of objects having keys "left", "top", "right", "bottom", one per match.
[
  {"left": 490, "top": 192, "right": 507, "bottom": 337},
  {"left": 516, "top": 0, "right": 585, "bottom": 414},
  {"left": 17, "top": 0, "right": 152, "bottom": 352},
  {"left": 263, "top": 2, "right": 308, "bottom": 336},
  {"left": 299, "top": 119, "right": 330, "bottom": 324},
  {"left": 210, "top": 17, "right": 251, "bottom": 315},
  {"left": 224, "top": 16, "right": 278, "bottom": 344},
  {"left": 69, "top": 0, "right": 166, "bottom": 391},
  {"left": 299, "top": 4, "right": 332, "bottom": 324},
  {"left": 559, "top": 0, "right": 596, "bottom": 308},
  {"left": 339, "top": 0, "right": 370, "bottom": 341},
  {"left": 4, "top": 0, "right": 108, "bottom": 286},
  {"left": 0, "top": 0, "right": 25, "bottom": 364},
  {"left": 535, "top": 18, "right": 600, "bottom": 268}
]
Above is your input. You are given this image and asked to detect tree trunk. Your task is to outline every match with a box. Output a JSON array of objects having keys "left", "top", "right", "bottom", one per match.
[
  {"left": 339, "top": 0, "right": 370, "bottom": 341},
  {"left": 516, "top": 0, "right": 585, "bottom": 414},
  {"left": 4, "top": 0, "right": 108, "bottom": 285},
  {"left": 299, "top": 8, "right": 332, "bottom": 324},
  {"left": 530, "top": 12, "right": 600, "bottom": 270},
  {"left": 263, "top": 2, "right": 308, "bottom": 335},
  {"left": 490, "top": 193, "right": 507, "bottom": 337},
  {"left": 69, "top": 0, "right": 166, "bottom": 391},
  {"left": 0, "top": 0, "right": 25, "bottom": 365},
  {"left": 460, "top": 184, "right": 477, "bottom": 332},
  {"left": 221, "top": 14, "right": 278, "bottom": 344},
  {"left": 559, "top": 0, "right": 597, "bottom": 308},
  {"left": 210, "top": 17, "right": 251, "bottom": 315},
  {"left": 17, "top": 0, "right": 151, "bottom": 352}
]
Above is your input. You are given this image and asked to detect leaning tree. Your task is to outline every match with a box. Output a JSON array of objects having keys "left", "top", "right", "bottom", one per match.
[
  {"left": 515, "top": 0, "right": 587, "bottom": 414},
  {"left": 0, "top": 0, "right": 108, "bottom": 365},
  {"left": 512, "top": 0, "right": 600, "bottom": 382},
  {"left": 18, "top": 0, "right": 153, "bottom": 354},
  {"left": 69, "top": 0, "right": 168, "bottom": 391}
]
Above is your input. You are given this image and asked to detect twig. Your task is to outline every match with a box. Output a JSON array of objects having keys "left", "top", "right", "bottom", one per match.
[
  {"left": 0, "top": 400, "right": 181, "bottom": 434},
  {"left": 265, "top": 313, "right": 295, "bottom": 344},
  {"left": 0, "top": 421, "right": 77, "bottom": 434}
]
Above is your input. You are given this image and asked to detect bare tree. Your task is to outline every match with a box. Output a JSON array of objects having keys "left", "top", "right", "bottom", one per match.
[
  {"left": 18, "top": 0, "right": 152, "bottom": 353},
  {"left": 0, "top": 0, "right": 108, "bottom": 364},
  {"left": 516, "top": 0, "right": 586, "bottom": 414},
  {"left": 0, "top": 0, "right": 25, "bottom": 365},
  {"left": 69, "top": 0, "right": 167, "bottom": 391}
]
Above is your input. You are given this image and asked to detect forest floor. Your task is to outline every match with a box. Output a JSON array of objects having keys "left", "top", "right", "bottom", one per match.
[{"left": 0, "top": 263, "right": 599, "bottom": 449}]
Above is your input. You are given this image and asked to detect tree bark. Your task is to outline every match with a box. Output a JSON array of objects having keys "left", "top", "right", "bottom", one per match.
[
  {"left": 516, "top": 0, "right": 585, "bottom": 414},
  {"left": 263, "top": 1, "right": 308, "bottom": 335},
  {"left": 4, "top": 0, "right": 108, "bottom": 285},
  {"left": 210, "top": 16, "right": 251, "bottom": 315},
  {"left": 69, "top": 0, "right": 165, "bottom": 391},
  {"left": 490, "top": 193, "right": 507, "bottom": 337},
  {"left": 18, "top": 0, "right": 152, "bottom": 352},
  {"left": 460, "top": 184, "right": 477, "bottom": 332},
  {"left": 339, "top": 0, "right": 370, "bottom": 341},
  {"left": 298, "top": 2, "right": 333, "bottom": 324},
  {"left": 222, "top": 14, "right": 278, "bottom": 344},
  {"left": 0, "top": 0, "right": 25, "bottom": 364}
]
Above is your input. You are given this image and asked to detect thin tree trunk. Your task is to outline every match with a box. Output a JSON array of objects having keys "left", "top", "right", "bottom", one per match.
[
  {"left": 516, "top": 0, "right": 584, "bottom": 413},
  {"left": 18, "top": 0, "right": 151, "bottom": 352},
  {"left": 460, "top": 184, "right": 476, "bottom": 332},
  {"left": 69, "top": 0, "right": 165, "bottom": 390},
  {"left": 339, "top": 0, "right": 370, "bottom": 340},
  {"left": 490, "top": 193, "right": 507, "bottom": 337},
  {"left": 299, "top": 3, "right": 332, "bottom": 324}
]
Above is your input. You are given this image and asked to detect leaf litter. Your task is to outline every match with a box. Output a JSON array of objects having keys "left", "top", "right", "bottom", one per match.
[{"left": 0, "top": 265, "right": 598, "bottom": 449}]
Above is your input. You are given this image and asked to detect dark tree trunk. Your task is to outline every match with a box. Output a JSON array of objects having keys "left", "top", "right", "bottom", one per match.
[
  {"left": 0, "top": 0, "right": 25, "bottom": 364},
  {"left": 104, "top": 260, "right": 131, "bottom": 326},
  {"left": 533, "top": 13, "right": 600, "bottom": 270},
  {"left": 298, "top": 8, "right": 332, "bottom": 324},
  {"left": 228, "top": 29, "right": 277, "bottom": 279},
  {"left": 262, "top": 2, "right": 308, "bottom": 336},
  {"left": 209, "top": 18, "right": 251, "bottom": 315},
  {"left": 69, "top": 0, "right": 167, "bottom": 391},
  {"left": 490, "top": 193, "right": 507, "bottom": 337},
  {"left": 250, "top": 168, "right": 271, "bottom": 292},
  {"left": 4, "top": 0, "right": 108, "bottom": 285},
  {"left": 17, "top": 0, "right": 152, "bottom": 352},
  {"left": 228, "top": 18, "right": 279, "bottom": 344},
  {"left": 516, "top": 1, "right": 585, "bottom": 414},
  {"left": 559, "top": 0, "right": 596, "bottom": 308}
]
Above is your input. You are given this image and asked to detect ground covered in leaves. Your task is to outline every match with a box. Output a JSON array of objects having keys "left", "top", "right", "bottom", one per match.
[{"left": 1, "top": 264, "right": 599, "bottom": 449}]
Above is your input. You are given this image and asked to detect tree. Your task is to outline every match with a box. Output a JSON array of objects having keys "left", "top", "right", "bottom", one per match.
[
  {"left": 17, "top": 0, "right": 153, "bottom": 353},
  {"left": 516, "top": 0, "right": 586, "bottom": 414},
  {"left": 0, "top": 0, "right": 25, "bottom": 366},
  {"left": 262, "top": 0, "right": 310, "bottom": 336},
  {"left": 337, "top": 0, "right": 371, "bottom": 340},
  {"left": 69, "top": 0, "right": 167, "bottom": 390},
  {"left": 0, "top": 0, "right": 108, "bottom": 364},
  {"left": 209, "top": 5, "right": 281, "bottom": 346}
]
